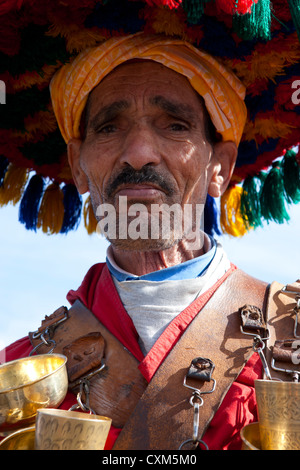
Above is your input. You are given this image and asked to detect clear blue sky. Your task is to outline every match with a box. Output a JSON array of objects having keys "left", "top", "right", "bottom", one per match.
[{"left": 1, "top": 200, "right": 300, "bottom": 350}]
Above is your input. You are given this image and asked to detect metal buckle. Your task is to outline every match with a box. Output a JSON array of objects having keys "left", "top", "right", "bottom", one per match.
[
  {"left": 239, "top": 304, "right": 272, "bottom": 379},
  {"left": 239, "top": 304, "right": 269, "bottom": 340},
  {"left": 183, "top": 375, "right": 216, "bottom": 397},
  {"left": 271, "top": 339, "right": 300, "bottom": 382},
  {"left": 29, "top": 308, "right": 69, "bottom": 356},
  {"left": 271, "top": 357, "right": 300, "bottom": 382},
  {"left": 280, "top": 287, "right": 300, "bottom": 338},
  {"left": 179, "top": 358, "right": 215, "bottom": 450}
]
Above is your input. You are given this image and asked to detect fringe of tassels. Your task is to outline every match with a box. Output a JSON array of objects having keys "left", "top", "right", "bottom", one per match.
[
  {"left": 0, "top": 161, "right": 82, "bottom": 235},
  {"left": 0, "top": 147, "right": 299, "bottom": 238},
  {"left": 221, "top": 147, "right": 300, "bottom": 237},
  {"left": 145, "top": 0, "right": 300, "bottom": 41}
]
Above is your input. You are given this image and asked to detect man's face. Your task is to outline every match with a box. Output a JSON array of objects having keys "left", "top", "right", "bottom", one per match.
[{"left": 68, "top": 61, "right": 236, "bottom": 250}]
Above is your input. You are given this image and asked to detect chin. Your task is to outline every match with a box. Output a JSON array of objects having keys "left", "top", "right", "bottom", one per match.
[{"left": 108, "top": 236, "right": 179, "bottom": 252}]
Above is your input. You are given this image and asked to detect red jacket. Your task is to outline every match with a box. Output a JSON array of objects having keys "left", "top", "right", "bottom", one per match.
[{"left": 3, "top": 263, "right": 262, "bottom": 450}]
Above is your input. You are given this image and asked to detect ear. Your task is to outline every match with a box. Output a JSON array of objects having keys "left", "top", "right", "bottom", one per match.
[
  {"left": 67, "top": 138, "right": 89, "bottom": 194},
  {"left": 207, "top": 141, "right": 238, "bottom": 198}
]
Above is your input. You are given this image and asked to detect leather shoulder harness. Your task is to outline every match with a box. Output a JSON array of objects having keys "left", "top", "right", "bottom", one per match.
[{"left": 28, "top": 269, "right": 300, "bottom": 449}]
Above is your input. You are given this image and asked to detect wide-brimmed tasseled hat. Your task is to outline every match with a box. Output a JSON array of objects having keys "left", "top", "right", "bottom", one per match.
[{"left": 0, "top": 0, "right": 299, "bottom": 237}]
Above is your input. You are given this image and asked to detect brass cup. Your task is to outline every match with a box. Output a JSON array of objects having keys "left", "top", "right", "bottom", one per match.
[
  {"left": 0, "top": 426, "right": 35, "bottom": 450},
  {"left": 255, "top": 379, "right": 300, "bottom": 450},
  {"left": 0, "top": 354, "right": 68, "bottom": 436},
  {"left": 35, "top": 408, "right": 112, "bottom": 450},
  {"left": 240, "top": 422, "right": 261, "bottom": 450}
]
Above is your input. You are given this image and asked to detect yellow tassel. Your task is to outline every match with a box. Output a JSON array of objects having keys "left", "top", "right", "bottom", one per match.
[
  {"left": 57, "top": 154, "right": 73, "bottom": 182},
  {"left": 83, "top": 195, "right": 98, "bottom": 235},
  {"left": 10, "top": 64, "right": 60, "bottom": 92},
  {"left": 37, "top": 183, "right": 65, "bottom": 234},
  {"left": 0, "top": 164, "right": 29, "bottom": 206},
  {"left": 220, "top": 186, "right": 249, "bottom": 237},
  {"left": 24, "top": 107, "right": 58, "bottom": 136},
  {"left": 243, "top": 117, "right": 294, "bottom": 143},
  {"left": 151, "top": 7, "right": 186, "bottom": 38},
  {"left": 46, "top": 22, "right": 106, "bottom": 54},
  {"left": 225, "top": 36, "right": 300, "bottom": 86},
  {"left": 12, "top": 106, "right": 58, "bottom": 143}
]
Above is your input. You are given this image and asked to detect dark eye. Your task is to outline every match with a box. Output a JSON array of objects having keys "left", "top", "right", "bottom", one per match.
[
  {"left": 96, "top": 123, "right": 117, "bottom": 134},
  {"left": 170, "top": 122, "right": 189, "bottom": 132}
]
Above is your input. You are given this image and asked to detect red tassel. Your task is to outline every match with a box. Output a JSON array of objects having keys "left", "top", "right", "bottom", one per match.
[
  {"left": 144, "top": 0, "right": 182, "bottom": 8},
  {"left": 0, "top": 0, "right": 24, "bottom": 16},
  {"left": 215, "top": 0, "right": 258, "bottom": 15}
]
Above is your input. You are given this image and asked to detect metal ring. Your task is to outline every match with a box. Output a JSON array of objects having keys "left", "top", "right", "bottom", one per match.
[
  {"left": 178, "top": 439, "right": 209, "bottom": 450},
  {"left": 29, "top": 338, "right": 56, "bottom": 356},
  {"left": 189, "top": 394, "right": 203, "bottom": 407},
  {"left": 75, "top": 391, "right": 96, "bottom": 414},
  {"left": 252, "top": 335, "right": 265, "bottom": 352}
]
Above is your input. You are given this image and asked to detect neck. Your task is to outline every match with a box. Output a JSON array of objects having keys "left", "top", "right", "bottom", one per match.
[{"left": 110, "top": 234, "right": 211, "bottom": 276}]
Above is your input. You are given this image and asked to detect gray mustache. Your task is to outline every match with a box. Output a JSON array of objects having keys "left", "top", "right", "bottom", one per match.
[{"left": 106, "top": 166, "right": 174, "bottom": 197}]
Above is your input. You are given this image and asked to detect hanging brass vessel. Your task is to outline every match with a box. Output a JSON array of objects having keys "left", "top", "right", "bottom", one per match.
[
  {"left": 0, "top": 426, "right": 35, "bottom": 450},
  {"left": 0, "top": 354, "right": 68, "bottom": 436},
  {"left": 255, "top": 379, "right": 300, "bottom": 450},
  {"left": 35, "top": 408, "right": 112, "bottom": 450},
  {"left": 240, "top": 422, "right": 261, "bottom": 450}
]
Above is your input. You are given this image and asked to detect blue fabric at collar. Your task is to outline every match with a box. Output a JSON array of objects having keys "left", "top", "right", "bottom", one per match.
[{"left": 106, "top": 237, "right": 216, "bottom": 282}]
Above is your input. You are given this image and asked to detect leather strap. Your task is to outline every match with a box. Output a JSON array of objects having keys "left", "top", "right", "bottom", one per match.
[
  {"left": 30, "top": 268, "right": 269, "bottom": 449},
  {"left": 266, "top": 280, "right": 300, "bottom": 381},
  {"left": 113, "top": 268, "right": 269, "bottom": 450},
  {"left": 29, "top": 300, "right": 148, "bottom": 428}
]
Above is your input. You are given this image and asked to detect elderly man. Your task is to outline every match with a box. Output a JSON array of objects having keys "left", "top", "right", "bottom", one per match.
[
  {"left": 2, "top": 33, "right": 271, "bottom": 451},
  {"left": 1, "top": 2, "right": 299, "bottom": 449}
]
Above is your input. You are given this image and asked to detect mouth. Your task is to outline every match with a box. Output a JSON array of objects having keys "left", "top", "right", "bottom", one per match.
[
  {"left": 105, "top": 167, "right": 174, "bottom": 201},
  {"left": 114, "top": 183, "right": 166, "bottom": 199}
]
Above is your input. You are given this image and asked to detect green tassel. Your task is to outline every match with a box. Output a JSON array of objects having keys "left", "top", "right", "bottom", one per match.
[
  {"left": 281, "top": 149, "right": 300, "bottom": 204},
  {"left": 260, "top": 162, "right": 290, "bottom": 224},
  {"left": 240, "top": 173, "right": 266, "bottom": 229},
  {"left": 233, "top": 0, "right": 271, "bottom": 40},
  {"left": 288, "top": 0, "right": 300, "bottom": 41},
  {"left": 183, "top": 0, "right": 211, "bottom": 24}
]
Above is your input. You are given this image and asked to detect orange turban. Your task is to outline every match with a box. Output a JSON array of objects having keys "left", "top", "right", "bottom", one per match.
[{"left": 50, "top": 33, "right": 247, "bottom": 146}]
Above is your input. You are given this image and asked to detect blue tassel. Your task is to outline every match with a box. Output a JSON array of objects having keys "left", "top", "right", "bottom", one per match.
[
  {"left": 204, "top": 194, "right": 222, "bottom": 237},
  {"left": 0, "top": 156, "right": 9, "bottom": 187},
  {"left": 19, "top": 174, "right": 45, "bottom": 231},
  {"left": 60, "top": 184, "right": 82, "bottom": 233}
]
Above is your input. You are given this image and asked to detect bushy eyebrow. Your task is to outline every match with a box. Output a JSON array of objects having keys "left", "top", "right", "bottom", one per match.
[
  {"left": 87, "top": 94, "right": 199, "bottom": 132},
  {"left": 150, "top": 95, "right": 199, "bottom": 123},
  {"left": 88, "top": 100, "right": 129, "bottom": 130}
]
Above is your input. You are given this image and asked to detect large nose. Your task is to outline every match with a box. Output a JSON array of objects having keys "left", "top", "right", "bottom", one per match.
[{"left": 119, "top": 124, "right": 161, "bottom": 170}]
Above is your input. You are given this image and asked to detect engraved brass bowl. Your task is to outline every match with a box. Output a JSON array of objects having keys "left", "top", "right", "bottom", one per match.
[
  {"left": 0, "top": 354, "right": 68, "bottom": 436},
  {"left": 35, "top": 409, "right": 112, "bottom": 450},
  {"left": 0, "top": 426, "right": 35, "bottom": 450},
  {"left": 240, "top": 422, "right": 261, "bottom": 450},
  {"left": 255, "top": 379, "right": 300, "bottom": 450}
]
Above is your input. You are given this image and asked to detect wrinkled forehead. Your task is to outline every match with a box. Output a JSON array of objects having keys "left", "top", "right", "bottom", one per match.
[
  {"left": 82, "top": 59, "right": 209, "bottom": 133},
  {"left": 50, "top": 34, "right": 246, "bottom": 145},
  {"left": 89, "top": 59, "right": 204, "bottom": 108}
]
